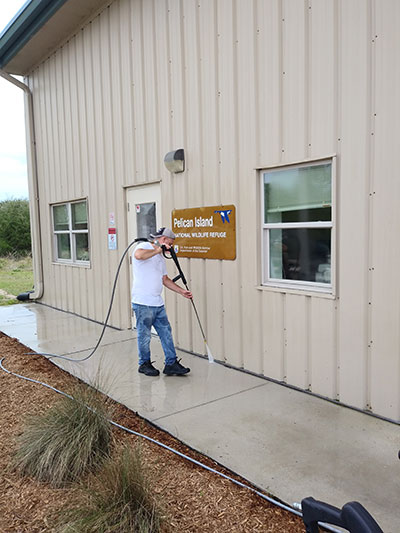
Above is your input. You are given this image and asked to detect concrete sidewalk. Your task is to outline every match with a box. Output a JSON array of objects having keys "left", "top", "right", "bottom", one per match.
[{"left": 1, "top": 303, "right": 399, "bottom": 531}]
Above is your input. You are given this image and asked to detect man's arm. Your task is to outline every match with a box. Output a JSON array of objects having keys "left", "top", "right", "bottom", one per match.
[
  {"left": 134, "top": 244, "right": 162, "bottom": 260},
  {"left": 163, "top": 275, "right": 192, "bottom": 299}
]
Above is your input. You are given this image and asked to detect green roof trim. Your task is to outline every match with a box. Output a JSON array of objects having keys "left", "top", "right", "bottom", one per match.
[{"left": 0, "top": 0, "right": 68, "bottom": 69}]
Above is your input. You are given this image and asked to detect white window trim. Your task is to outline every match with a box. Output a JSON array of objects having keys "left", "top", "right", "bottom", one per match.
[
  {"left": 52, "top": 200, "right": 90, "bottom": 266},
  {"left": 260, "top": 157, "right": 336, "bottom": 295}
]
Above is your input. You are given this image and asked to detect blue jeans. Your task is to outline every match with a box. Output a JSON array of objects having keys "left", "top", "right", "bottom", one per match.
[{"left": 132, "top": 303, "right": 177, "bottom": 366}]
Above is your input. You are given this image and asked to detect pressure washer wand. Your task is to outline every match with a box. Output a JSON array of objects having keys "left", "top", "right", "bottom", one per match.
[{"left": 165, "top": 246, "right": 214, "bottom": 363}]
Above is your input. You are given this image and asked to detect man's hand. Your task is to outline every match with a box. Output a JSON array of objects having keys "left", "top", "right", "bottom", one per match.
[
  {"left": 181, "top": 289, "right": 192, "bottom": 299},
  {"left": 163, "top": 276, "right": 192, "bottom": 299},
  {"left": 152, "top": 241, "right": 164, "bottom": 254}
]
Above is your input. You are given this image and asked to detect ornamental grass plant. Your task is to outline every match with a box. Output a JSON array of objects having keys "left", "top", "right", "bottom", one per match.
[
  {"left": 59, "top": 444, "right": 163, "bottom": 533},
  {"left": 13, "top": 385, "right": 112, "bottom": 487}
]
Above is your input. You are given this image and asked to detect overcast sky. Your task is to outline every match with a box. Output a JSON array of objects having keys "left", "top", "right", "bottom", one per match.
[{"left": 0, "top": 1, "right": 30, "bottom": 201}]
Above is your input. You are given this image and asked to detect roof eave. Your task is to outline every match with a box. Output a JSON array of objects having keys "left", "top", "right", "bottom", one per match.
[{"left": 0, "top": 0, "right": 69, "bottom": 72}]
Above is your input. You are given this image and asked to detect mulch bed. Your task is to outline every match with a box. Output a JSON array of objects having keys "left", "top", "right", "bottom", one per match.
[{"left": 0, "top": 331, "right": 305, "bottom": 532}]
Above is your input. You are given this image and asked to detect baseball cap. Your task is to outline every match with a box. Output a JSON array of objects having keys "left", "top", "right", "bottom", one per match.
[{"left": 150, "top": 227, "right": 176, "bottom": 239}]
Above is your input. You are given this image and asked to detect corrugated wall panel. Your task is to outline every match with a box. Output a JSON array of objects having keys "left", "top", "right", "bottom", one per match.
[
  {"left": 27, "top": 0, "right": 400, "bottom": 420},
  {"left": 47, "top": 56, "right": 59, "bottom": 204},
  {"left": 255, "top": 0, "right": 281, "bottom": 166},
  {"left": 119, "top": 0, "right": 135, "bottom": 187},
  {"left": 63, "top": 45, "right": 76, "bottom": 203},
  {"left": 217, "top": 0, "right": 242, "bottom": 366},
  {"left": 55, "top": 52, "right": 68, "bottom": 198},
  {"left": 337, "top": 0, "right": 370, "bottom": 409},
  {"left": 64, "top": 43, "right": 80, "bottom": 316},
  {"left": 131, "top": 1, "right": 147, "bottom": 182},
  {"left": 168, "top": 0, "right": 193, "bottom": 352},
  {"left": 183, "top": 0, "right": 202, "bottom": 208},
  {"left": 181, "top": 0, "right": 203, "bottom": 355},
  {"left": 221, "top": 262, "right": 241, "bottom": 365},
  {"left": 282, "top": 0, "right": 307, "bottom": 162},
  {"left": 69, "top": 33, "right": 90, "bottom": 326},
  {"left": 91, "top": 14, "right": 112, "bottom": 323},
  {"left": 82, "top": 23, "right": 99, "bottom": 322},
  {"left": 30, "top": 72, "right": 45, "bottom": 277},
  {"left": 310, "top": 298, "right": 336, "bottom": 398},
  {"left": 168, "top": 0, "right": 185, "bottom": 151},
  {"left": 370, "top": 0, "right": 400, "bottom": 420},
  {"left": 74, "top": 32, "right": 89, "bottom": 199},
  {"left": 285, "top": 294, "right": 309, "bottom": 389},
  {"left": 255, "top": 0, "right": 286, "bottom": 381},
  {"left": 74, "top": 30, "right": 92, "bottom": 322},
  {"left": 199, "top": 0, "right": 225, "bottom": 360},
  {"left": 154, "top": 0, "right": 171, "bottom": 188},
  {"left": 309, "top": 0, "right": 336, "bottom": 158},
  {"left": 44, "top": 58, "right": 61, "bottom": 308},
  {"left": 188, "top": 0, "right": 212, "bottom": 357},
  {"left": 236, "top": 0, "right": 262, "bottom": 374},
  {"left": 198, "top": 0, "right": 219, "bottom": 205},
  {"left": 109, "top": 2, "right": 129, "bottom": 328},
  {"left": 307, "top": 1, "right": 338, "bottom": 395},
  {"left": 116, "top": 1, "right": 137, "bottom": 322},
  {"left": 103, "top": 5, "right": 121, "bottom": 327},
  {"left": 154, "top": 1, "right": 179, "bottom": 343},
  {"left": 261, "top": 292, "right": 285, "bottom": 381},
  {"left": 141, "top": 0, "right": 159, "bottom": 182}
]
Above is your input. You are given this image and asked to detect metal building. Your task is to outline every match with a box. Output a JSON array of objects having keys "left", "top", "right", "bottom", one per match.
[{"left": 0, "top": 0, "right": 399, "bottom": 422}]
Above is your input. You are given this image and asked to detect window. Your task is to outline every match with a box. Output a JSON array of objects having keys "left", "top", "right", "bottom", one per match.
[
  {"left": 261, "top": 160, "right": 334, "bottom": 292},
  {"left": 52, "top": 200, "right": 90, "bottom": 264},
  {"left": 136, "top": 202, "right": 156, "bottom": 239}
]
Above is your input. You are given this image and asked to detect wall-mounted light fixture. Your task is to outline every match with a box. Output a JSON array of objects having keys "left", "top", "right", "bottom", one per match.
[{"left": 164, "top": 149, "right": 185, "bottom": 173}]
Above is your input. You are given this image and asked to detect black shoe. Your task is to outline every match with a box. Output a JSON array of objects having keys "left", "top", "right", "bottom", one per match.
[
  {"left": 163, "top": 359, "right": 190, "bottom": 376},
  {"left": 138, "top": 361, "right": 160, "bottom": 376}
]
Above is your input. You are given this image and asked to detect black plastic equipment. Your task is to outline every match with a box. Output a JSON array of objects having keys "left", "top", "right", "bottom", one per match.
[
  {"left": 301, "top": 497, "right": 383, "bottom": 533},
  {"left": 162, "top": 245, "right": 209, "bottom": 347},
  {"left": 165, "top": 246, "right": 188, "bottom": 286}
]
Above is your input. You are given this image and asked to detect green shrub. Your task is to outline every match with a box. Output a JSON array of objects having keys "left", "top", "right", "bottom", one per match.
[
  {"left": 13, "top": 386, "right": 112, "bottom": 487},
  {"left": 0, "top": 199, "right": 31, "bottom": 256},
  {"left": 59, "top": 445, "right": 163, "bottom": 533},
  {"left": 0, "top": 255, "right": 33, "bottom": 305}
]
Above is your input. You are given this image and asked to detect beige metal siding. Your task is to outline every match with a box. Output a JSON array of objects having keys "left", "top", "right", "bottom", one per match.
[
  {"left": 336, "top": 0, "right": 369, "bottom": 411},
  {"left": 369, "top": 1, "right": 400, "bottom": 420},
  {"left": 27, "top": 0, "right": 400, "bottom": 421}
]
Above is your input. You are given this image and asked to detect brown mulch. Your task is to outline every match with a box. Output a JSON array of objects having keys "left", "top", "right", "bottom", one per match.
[{"left": 0, "top": 330, "right": 305, "bottom": 532}]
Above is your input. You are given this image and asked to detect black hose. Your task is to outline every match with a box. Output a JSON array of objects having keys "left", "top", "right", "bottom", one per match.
[{"left": 26, "top": 238, "right": 149, "bottom": 363}]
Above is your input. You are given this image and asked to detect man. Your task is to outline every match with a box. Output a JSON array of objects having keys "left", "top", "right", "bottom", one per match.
[{"left": 131, "top": 227, "right": 192, "bottom": 376}]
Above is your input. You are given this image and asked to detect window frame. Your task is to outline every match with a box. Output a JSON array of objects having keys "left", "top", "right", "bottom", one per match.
[
  {"left": 260, "top": 157, "right": 336, "bottom": 295},
  {"left": 51, "top": 199, "right": 90, "bottom": 266}
]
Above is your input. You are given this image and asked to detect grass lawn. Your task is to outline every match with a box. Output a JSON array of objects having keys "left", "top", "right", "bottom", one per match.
[{"left": 0, "top": 255, "right": 33, "bottom": 306}]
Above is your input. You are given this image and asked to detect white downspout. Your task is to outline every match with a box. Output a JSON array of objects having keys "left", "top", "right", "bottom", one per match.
[{"left": 0, "top": 70, "right": 43, "bottom": 299}]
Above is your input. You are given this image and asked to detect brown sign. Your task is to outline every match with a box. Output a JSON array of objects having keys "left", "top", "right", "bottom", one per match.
[{"left": 171, "top": 205, "right": 236, "bottom": 260}]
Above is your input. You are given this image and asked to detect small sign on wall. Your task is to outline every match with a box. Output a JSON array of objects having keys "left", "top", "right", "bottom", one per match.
[
  {"left": 171, "top": 205, "right": 236, "bottom": 260},
  {"left": 108, "top": 227, "right": 117, "bottom": 250}
]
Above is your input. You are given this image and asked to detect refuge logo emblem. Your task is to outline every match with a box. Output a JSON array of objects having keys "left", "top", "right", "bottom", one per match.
[{"left": 214, "top": 209, "right": 232, "bottom": 223}]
